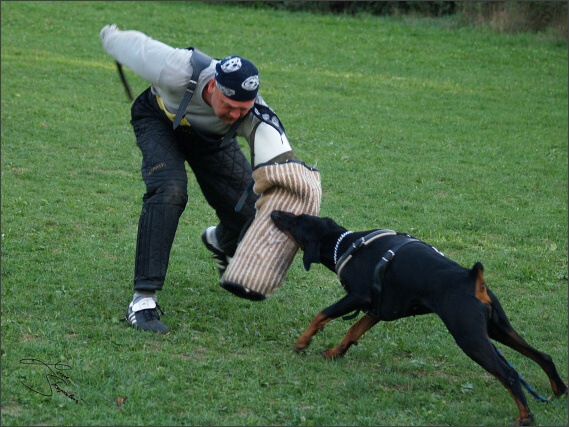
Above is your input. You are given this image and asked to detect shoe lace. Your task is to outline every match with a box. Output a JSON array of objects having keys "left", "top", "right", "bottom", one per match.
[
  {"left": 139, "top": 303, "right": 165, "bottom": 321},
  {"left": 212, "top": 252, "right": 228, "bottom": 268},
  {"left": 156, "top": 303, "right": 165, "bottom": 316}
]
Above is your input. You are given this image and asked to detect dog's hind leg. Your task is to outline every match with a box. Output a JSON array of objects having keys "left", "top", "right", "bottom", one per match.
[
  {"left": 321, "top": 314, "right": 379, "bottom": 359},
  {"left": 486, "top": 290, "right": 568, "bottom": 398},
  {"left": 440, "top": 304, "right": 534, "bottom": 426}
]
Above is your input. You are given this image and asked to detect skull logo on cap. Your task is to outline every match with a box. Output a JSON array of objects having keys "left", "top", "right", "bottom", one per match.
[
  {"left": 241, "top": 75, "right": 260, "bottom": 92},
  {"left": 221, "top": 57, "right": 242, "bottom": 73}
]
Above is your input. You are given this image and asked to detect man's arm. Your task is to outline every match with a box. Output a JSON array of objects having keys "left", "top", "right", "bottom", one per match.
[
  {"left": 100, "top": 25, "right": 190, "bottom": 90},
  {"left": 249, "top": 121, "right": 297, "bottom": 166},
  {"left": 239, "top": 94, "right": 296, "bottom": 166}
]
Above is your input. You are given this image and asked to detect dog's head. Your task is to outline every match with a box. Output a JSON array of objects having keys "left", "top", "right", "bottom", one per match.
[{"left": 270, "top": 210, "right": 344, "bottom": 271}]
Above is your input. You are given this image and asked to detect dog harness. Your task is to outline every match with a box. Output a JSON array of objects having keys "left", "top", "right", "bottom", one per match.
[
  {"left": 335, "top": 229, "right": 397, "bottom": 278},
  {"left": 367, "top": 235, "right": 420, "bottom": 318},
  {"left": 335, "top": 230, "right": 420, "bottom": 320}
]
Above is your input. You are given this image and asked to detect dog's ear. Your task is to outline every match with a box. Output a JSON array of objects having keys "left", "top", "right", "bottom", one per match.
[{"left": 302, "top": 241, "right": 320, "bottom": 271}]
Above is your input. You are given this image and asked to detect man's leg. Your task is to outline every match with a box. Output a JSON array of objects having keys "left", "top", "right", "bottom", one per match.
[
  {"left": 133, "top": 174, "right": 187, "bottom": 291},
  {"left": 126, "top": 88, "right": 188, "bottom": 333},
  {"left": 186, "top": 137, "right": 258, "bottom": 273}
]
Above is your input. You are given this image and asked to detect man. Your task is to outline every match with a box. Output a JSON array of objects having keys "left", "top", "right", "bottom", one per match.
[{"left": 100, "top": 25, "right": 301, "bottom": 334}]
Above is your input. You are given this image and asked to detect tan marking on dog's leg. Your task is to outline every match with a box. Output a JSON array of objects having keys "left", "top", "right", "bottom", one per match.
[
  {"left": 493, "top": 375, "right": 534, "bottom": 426},
  {"left": 294, "top": 312, "right": 332, "bottom": 353},
  {"left": 322, "top": 314, "right": 380, "bottom": 359},
  {"left": 510, "top": 391, "right": 533, "bottom": 426},
  {"left": 514, "top": 401, "right": 534, "bottom": 426}
]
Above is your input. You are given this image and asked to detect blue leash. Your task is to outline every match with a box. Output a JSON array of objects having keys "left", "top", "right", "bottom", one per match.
[{"left": 493, "top": 345, "right": 548, "bottom": 403}]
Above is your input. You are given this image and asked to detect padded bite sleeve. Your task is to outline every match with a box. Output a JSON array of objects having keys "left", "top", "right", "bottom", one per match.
[{"left": 220, "top": 161, "right": 322, "bottom": 299}]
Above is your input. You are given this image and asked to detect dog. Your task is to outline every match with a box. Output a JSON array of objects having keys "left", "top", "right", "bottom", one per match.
[{"left": 270, "top": 210, "right": 567, "bottom": 426}]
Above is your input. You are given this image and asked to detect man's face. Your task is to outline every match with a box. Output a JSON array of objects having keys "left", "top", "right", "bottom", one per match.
[{"left": 211, "top": 82, "right": 255, "bottom": 124}]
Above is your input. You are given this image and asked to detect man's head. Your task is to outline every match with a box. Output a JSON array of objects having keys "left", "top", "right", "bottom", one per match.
[
  {"left": 215, "top": 56, "right": 259, "bottom": 101},
  {"left": 206, "top": 55, "right": 259, "bottom": 124}
]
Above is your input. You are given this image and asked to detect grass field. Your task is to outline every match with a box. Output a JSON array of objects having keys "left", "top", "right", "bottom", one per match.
[{"left": 1, "top": 1, "right": 567, "bottom": 426}]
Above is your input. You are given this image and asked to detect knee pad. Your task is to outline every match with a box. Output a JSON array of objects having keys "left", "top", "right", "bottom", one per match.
[{"left": 145, "top": 182, "right": 188, "bottom": 207}]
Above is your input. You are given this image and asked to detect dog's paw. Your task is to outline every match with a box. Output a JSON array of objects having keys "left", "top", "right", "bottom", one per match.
[
  {"left": 516, "top": 412, "right": 534, "bottom": 426},
  {"left": 554, "top": 381, "right": 568, "bottom": 397},
  {"left": 294, "top": 333, "right": 314, "bottom": 352},
  {"left": 294, "top": 340, "right": 311, "bottom": 353},
  {"left": 321, "top": 347, "right": 345, "bottom": 360}
]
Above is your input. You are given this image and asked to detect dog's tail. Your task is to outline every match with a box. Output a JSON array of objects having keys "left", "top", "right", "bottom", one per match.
[
  {"left": 471, "top": 261, "right": 484, "bottom": 272},
  {"left": 470, "top": 262, "right": 492, "bottom": 306},
  {"left": 473, "top": 266, "right": 516, "bottom": 331}
]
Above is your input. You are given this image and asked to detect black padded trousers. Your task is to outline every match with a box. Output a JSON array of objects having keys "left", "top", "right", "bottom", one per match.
[{"left": 130, "top": 87, "right": 258, "bottom": 291}]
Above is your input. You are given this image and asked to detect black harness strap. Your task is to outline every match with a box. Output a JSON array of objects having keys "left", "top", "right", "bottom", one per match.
[
  {"left": 335, "top": 230, "right": 396, "bottom": 278},
  {"left": 335, "top": 229, "right": 395, "bottom": 321},
  {"left": 336, "top": 233, "right": 419, "bottom": 320},
  {"left": 173, "top": 48, "right": 212, "bottom": 130},
  {"left": 367, "top": 236, "right": 420, "bottom": 318}
]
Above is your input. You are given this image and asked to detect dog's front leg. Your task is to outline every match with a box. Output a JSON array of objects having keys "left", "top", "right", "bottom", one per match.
[
  {"left": 296, "top": 293, "right": 369, "bottom": 353},
  {"left": 322, "top": 314, "right": 379, "bottom": 359},
  {"left": 295, "top": 312, "right": 332, "bottom": 353}
]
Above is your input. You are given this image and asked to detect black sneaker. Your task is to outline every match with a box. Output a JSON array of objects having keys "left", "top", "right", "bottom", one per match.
[
  {"left": 201, "top": 226, "right": 231, "bottom": 277},
  {"left": 126, "top": 298, "right": 169, "bottom": 334}
]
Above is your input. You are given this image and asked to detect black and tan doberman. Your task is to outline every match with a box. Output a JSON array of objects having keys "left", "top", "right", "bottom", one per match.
[{"left": 270, "top": 210, "right": 567, "bottom": 426}]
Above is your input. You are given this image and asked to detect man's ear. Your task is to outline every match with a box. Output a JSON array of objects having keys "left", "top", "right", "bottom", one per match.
[
  {"left": 204, "top": 78, "right": 216, "bottom": 102},
  {"left": 302, "top": 242, "right": 320, "bottom": 271},
  {"left": 207, "top": 77, "right": 217, "bottom": 91}
]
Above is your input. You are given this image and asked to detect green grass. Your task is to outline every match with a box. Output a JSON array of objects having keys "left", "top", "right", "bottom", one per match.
[{"left": 1, "top": 1, "right": 567, "bottom": 426}]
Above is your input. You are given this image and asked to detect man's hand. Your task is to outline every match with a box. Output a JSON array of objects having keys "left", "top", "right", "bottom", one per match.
[{"left": 100, "top": 24, "right": 119, "bottom": 42}]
